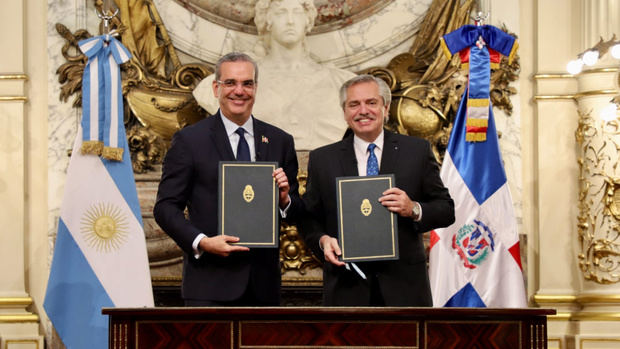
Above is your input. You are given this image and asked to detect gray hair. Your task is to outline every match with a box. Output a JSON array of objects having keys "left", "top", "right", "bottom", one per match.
[
  {"left": 214, "top": 52, "right": 259, "bottom": 82},
  {"left": 254, "top": 0, "right": 317, "bottom": 52},
  {"left": 339, "top": 74, "right": 392, "bottom": 109}
]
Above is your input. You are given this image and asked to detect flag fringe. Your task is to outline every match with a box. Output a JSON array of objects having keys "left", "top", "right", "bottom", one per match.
[
  {"left": 102, "top": 147, "right": 124, "bottom": 161},
  {"left": 81, "top": 141, "right": 104, "bottom": 155}
]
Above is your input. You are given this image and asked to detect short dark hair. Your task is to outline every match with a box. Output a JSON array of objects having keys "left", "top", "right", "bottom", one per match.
[
  {"left": 339, "top": 74, "right": 391, "bottom": 109},
  {"left": 214, "top": 52, "right": 259, "bottom": 82}
]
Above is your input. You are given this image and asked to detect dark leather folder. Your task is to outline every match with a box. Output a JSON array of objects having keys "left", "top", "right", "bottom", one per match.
[
  {"left": 336, "top": 175, "right": 399, "bottom": 262},
  {"left": 218, "top": 161, "right": 278, "bottom": 247}
]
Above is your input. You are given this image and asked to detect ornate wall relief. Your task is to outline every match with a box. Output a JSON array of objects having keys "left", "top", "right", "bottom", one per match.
[
  {"left": 174, "top": 0, "right": 395, "bottom": 34},
  {"left": 576, "top": 108, "right": 620, "bottom": 284}
]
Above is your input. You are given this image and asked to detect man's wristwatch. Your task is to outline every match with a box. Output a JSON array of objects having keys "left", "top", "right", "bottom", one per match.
[{"left": 412, "top": 202, "right": 421, "bottom": 220}]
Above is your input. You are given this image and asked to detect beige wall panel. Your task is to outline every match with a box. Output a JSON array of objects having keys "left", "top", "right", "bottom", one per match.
[
  {"left": 582, "top": 0, "right": 620, "bottom": 49},
  {"left": 24, "top": 0, "right": 49, "bottom": 331},
  {"left": 0, "top": 81, "right": 25, "bottom": 96},
  {"left": 0, "top": 1, "right": 24, "bottom": 73},
  {"left": 536, "top": 78, "right": 578, "bottom": 97},
  {"left": 536, "top": 0, "right": 582, "bottom": 71},
  {"left": 0, "top": 0, "right": 27, "bottom": 300},
  {"left": 518, "top": 0, "right": 538, "bottom": 299},
  {"left": 535, "top": 99, "right": 580, "bottom": 293},
  {"left": 576, "top": 335, "right": 620, "bottom": 349},
  {"left": 0, "top": 102, "right": 26, "bottom": 297}
]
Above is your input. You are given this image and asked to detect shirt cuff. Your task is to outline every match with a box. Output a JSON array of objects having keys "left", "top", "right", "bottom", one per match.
[
  {"left": 192, "top": 233, "right": 207, "bottom": 259},
  {"left": 279, "top": 194, "right": 292, "bottom": 218}
]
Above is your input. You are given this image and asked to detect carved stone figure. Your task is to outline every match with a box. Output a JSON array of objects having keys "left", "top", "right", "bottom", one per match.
[{"left": 193, "top": 0, "right": 355, "bottom": 150}]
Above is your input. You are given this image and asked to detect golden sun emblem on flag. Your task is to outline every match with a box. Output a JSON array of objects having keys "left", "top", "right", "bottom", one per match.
[{"left": 81, "top": 203, "right": 129, "bottom": 252}]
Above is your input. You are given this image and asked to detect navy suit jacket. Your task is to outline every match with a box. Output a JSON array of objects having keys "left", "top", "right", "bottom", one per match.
[
  {"left": 300, "top": 130, "right": 454, "bottom": 306},
  {"left": 154, "top": 111, "right": 301, "bottom": 303}
]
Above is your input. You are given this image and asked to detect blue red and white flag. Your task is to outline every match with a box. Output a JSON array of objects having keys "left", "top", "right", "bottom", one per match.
[
  {"left": 428, "top": 89, "right": 526, "bottom": 308},
  {"left": 44, "top": 35, "right": 153, "bottom": 349}
]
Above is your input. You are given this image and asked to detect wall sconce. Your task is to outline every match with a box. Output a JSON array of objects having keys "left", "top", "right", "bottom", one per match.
[
  {"left": 566, "top": 34, "right": 620, "bottom": 74},
  {"left": 567, "top": 34, "right": 620, "bottom": 120}
]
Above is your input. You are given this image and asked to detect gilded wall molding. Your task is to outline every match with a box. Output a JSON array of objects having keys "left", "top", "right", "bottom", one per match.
[
  {"left": 534, "top": 294, "right": 620, "bottom": 321},
  {"left": 5, "top": 339, "right": 40, "bottom": 349},
  {"left": 580, "top": 338, "right": 620, "bottom": 347},
  {"left": 0, "top": 74, "right": 28, "bottom": 80},
  {"left": 533, "top": 73, "right": 575, "bottom": 79},
  {"left": 0, "top": 297, "right": 33, "bottom": 306},
  {"left": 580, "top": 67, "right": 619, "bottom": 74},
  {"left": 533, "top": 90, "right": 619, "bottom": 101},
  {"left": 534, "top": 294, "right": 620, "bottom": 305},
  {"left": 0, "top": 297, "right": 39, "bottom": 324},
  {"left": 572, "top": 312, "right": 620, "bottom": 321},
  {"left": 0, "top": 96, "right": 28, "bottom": 102},
  {"left": 575, "top": 109, "right": 620, "bottom": 284},
  {"left": 0, "top": 314, "right": 39, "bottom": 323},
  {"left": 533, "top": 294, "right": 577, "bottom": 304},
  {"left": 533, "top": 95, "right": 576, "bottom": 101},
  {"left": 574, "top": 89, "right": 618, "bottom": 99}
]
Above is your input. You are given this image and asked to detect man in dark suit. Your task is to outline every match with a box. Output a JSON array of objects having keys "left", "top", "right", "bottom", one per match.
[
  {"left": 154, "top": 52, "right": 301, "bottom": 306},
  {"left": 300, "top": 74, "right": 455, "bottom": 306}
]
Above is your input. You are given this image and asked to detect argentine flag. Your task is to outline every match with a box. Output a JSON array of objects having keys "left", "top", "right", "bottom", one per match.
[
  {"left": 429, "top": 89, "right": 526, "bottom": 307},
  {"left": 44, "top": 35, "right": 153, "bottom": 348}
]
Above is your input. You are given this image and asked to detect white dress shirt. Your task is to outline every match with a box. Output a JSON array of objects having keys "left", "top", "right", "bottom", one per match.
[{"left": 353, "top": 131, "right": 384, "bottom": 176}]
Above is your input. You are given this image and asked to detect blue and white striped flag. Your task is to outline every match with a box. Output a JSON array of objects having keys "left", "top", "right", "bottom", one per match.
[
  {"left": 44, "top": 35, "right": 153, "bottom": 349},
  {"left": 78, "top": 34, "right": 131, "bottom": 161},
  {"left": 429, "top": 90, "right": 526, "bottom": 307}
]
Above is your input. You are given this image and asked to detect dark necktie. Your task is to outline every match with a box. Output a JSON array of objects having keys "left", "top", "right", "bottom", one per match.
[
  {"left": 235, "top": 127, "right": 251, "bottom": 161},
  {"left": 366, "top": 143, "right": 379, "bottom": 176}
]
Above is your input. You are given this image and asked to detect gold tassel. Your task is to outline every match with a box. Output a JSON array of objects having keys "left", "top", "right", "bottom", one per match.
[
  {"left": 102, "top": 147, "right": 124, "bottom": 161},
  {"left": 439, "top": 37, "right": 452, "bottom": 60},
  {"left": 466, "top": 118, "right": 488, "bottom": 128},
  {"left": 81, "top": 141, "right": 104, "bottom": 155},
  {"left": 508, "top": 40, "right": 519, "bottom": 65},
  {"left": 466, "top": 132, "right": 487, "bottom": 142},
  {"left": 467, "top": 98, "right": 490, "bottom": 108}
]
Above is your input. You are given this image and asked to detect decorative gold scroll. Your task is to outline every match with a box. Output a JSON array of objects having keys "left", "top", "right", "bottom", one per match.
[{"left": 576, "top": 109, "right": 620, "bottom": 284}]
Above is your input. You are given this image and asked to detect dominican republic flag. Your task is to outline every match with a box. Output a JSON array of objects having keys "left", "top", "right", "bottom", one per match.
[
  {"left": 44, "top": 35, "right": 153, "bottom": 349},
  {"left": 428, "top": 89, "right": 526, "bottom": 307}
]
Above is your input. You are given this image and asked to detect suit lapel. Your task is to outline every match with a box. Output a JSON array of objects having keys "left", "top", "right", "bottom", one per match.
[
  {"left": 380, "top": 130, "right": 399, "bottom": 175},
  {"left": 253, "top": 117, "right": 268, "bottom": 161},
  {"left": 210, "top": 112, "right": 236, "bottom": 161},
  {"left": 339, "top": 135, "right": 358, "bottom": 176}
]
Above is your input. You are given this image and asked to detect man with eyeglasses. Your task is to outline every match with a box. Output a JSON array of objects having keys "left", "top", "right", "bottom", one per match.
[{"left": 154, "top": 52, "right": 302, "bottom": 306}]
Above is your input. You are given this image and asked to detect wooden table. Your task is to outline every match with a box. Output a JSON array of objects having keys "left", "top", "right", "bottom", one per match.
[{"left": 103, "top": 307, "right": 555, "bottom": 348}]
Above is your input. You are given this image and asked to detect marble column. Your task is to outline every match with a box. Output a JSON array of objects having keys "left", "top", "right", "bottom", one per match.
[{"left": 0, "top": 0, "right": 44, "bottom": 348}]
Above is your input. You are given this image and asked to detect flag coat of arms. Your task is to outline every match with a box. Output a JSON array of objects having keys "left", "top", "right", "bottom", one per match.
[{"left": 44, "top": 35, "right": 153, "bottom": 348}]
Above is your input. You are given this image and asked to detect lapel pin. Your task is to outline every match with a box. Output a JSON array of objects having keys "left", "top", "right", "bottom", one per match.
[{"left": 262, "top": 135, "right": 269, "bottom": 144}]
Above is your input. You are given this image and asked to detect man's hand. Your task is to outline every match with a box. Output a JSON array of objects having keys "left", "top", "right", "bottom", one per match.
[
  {"left": 273, "top": 167, "right": 290, "bottom": 209},
  {"left": 378, "top": 187, "right": 414, "bottom": 218},
  {"left": 198, "top": 235, "right": 249, "bottom": 257},
  {"left": 319, "top": 235, "right": 345, "bottom": 266}
]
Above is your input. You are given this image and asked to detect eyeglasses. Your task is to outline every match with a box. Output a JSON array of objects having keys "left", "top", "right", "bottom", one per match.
[{"left": 217, "top": 79, "right": 256, "bottom": 90}]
